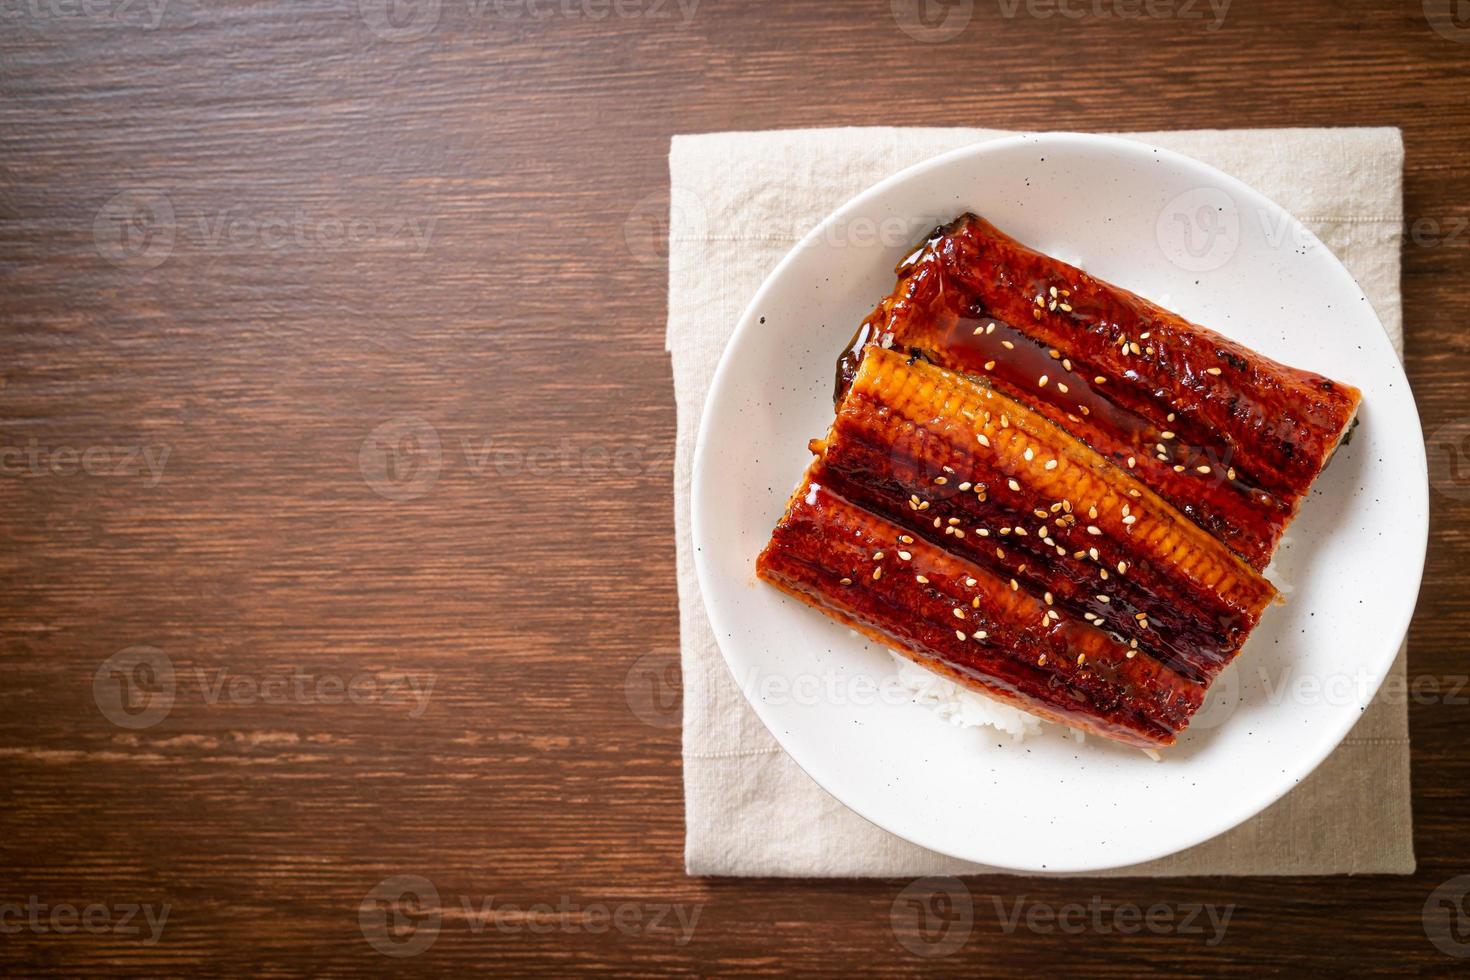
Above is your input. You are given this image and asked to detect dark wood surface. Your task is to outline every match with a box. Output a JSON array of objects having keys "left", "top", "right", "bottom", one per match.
[{"left": 2, "top": 0, "right": 1468, "bottom": 974}]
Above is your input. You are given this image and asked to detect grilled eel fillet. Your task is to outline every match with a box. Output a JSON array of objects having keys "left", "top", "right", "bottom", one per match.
[
  {"left": 838, "top": 212, "right": 1363, "bottom": 570},
  {"left": 757, "top": 347, "right": 1278, "bottom": 748}
]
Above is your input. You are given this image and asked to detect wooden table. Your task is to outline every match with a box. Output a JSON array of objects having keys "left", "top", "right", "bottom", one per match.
[{"left": 2, "top": 0, "right": 1467, "bottom": 973}]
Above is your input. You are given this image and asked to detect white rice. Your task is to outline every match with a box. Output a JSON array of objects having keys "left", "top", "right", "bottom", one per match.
[{"left": 889, "top": 653, "right": 1042, "bottom": 741}]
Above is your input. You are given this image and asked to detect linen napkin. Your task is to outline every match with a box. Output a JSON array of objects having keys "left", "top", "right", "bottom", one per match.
[{"left": 668, "top": 127, "right": 1411, "bottom": 877}]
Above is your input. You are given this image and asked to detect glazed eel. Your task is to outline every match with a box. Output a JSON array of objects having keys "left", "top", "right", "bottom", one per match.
[
  {"left": 838, "top": 212, "right": 1362, "bottom": 569},
  {"left": 757, "top": 348, "right": 1277, "bottom": 747}
]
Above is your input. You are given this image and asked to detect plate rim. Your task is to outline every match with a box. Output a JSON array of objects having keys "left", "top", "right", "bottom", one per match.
[{"left": 690, "top": 131, "right": 1428, "bottom": 873}]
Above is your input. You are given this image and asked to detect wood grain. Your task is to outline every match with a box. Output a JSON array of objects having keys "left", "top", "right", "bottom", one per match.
[{"left": 1, "top": 0, "right": 1468, "bottom": 973}]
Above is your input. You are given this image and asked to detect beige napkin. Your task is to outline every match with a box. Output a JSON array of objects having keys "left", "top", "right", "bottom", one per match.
[{"left": 669, "top": 127, "right": 1411, "bottom": 877}]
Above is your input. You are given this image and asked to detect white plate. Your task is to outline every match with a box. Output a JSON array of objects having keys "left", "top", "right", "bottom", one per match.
[{"left": 691, "top": 133, "right": 1427, "bottom": 873}]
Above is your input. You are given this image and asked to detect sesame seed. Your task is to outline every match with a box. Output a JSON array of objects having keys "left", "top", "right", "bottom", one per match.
[
  {"left": 1088, "top": 547, "right": 1099, "bottom": 561},
  {"left": 1100, "top": 569, "right": 1109, "bottom": 580},
  {"left": 1087, "top": 525, "right": 1102, "bottom": 535},
  {"left": 1049, "top": 348, "right": 1061, "bottom": 359},
  {"left": 1077, "top": 654, "right": 1086, "bottom": 666},
  {"left": 1118, "top": 561, "right": 1128, "bottom": 574},
  {"left": 1062, "top": 358, "right": 1072, "bottom": 370},
  {"left": 1000, "top": 414, "right": 1010, "bottom": 428},
  {"left": 1037, "top": 654, "right": 1048, "bottom": 666},
  {"left": 900, "top": 534, "right": 914, "bottom": 544},
  {"left": 965, "top": 577, "right": 977, "bottom": 587},
  {"left": 1050, "top": 286, "right": 1058, "bottom": 298},
  {"left": 1127, "top": 456, "right": 1136, "bottom": 468},
  {"left": 840, "top": 577, "right": 852, "bottom": 585},
  {"left": 975, "top": 631, "right": 988, "bottom": 640},
  {"left": 1122, "top": 515, "right": 1137, "bottom": 525},
  {"left": 986, "top": 322, "right": 996, "bottom": 334},
  {"left": 898, "top": 550, "right": 912, "bottom": 561},
  {"left": 1044, "top": 592, "right": 1054, "bottom": 605},
  {"left": 953, "top": 607, "right": 966, "bottom": 620},
  {"left": 873, "top": 551, "right": 884, "bottom": 560},
  {"left": 1088, "top": 506, "right": 1098, "bottom": 519},
  {"left": 1023, "top": 447, "right": 1034, "bottom": 461},
  {"left": 959, "top": 482, "right": 972, "bottom": 491},
  {"left": 1197, "top": 465, "right": 1211, "bottom": 474},
  {"left": 918, "top": 500, "right": 930, "bottom": 510},
  {"left": 974, "top": 326, "right": 984, "bottom": 335},
  {"left": 1008, "top": 479, "right": 1021, "bottom": 492},
  {"left": 1206, "top": 367, "right": 1222, "bottom": 375},
  {"left": 1227, "top": 467, "right": 1237, "bottom": 481},
  {"left": 972, "top": 596, "right": 980, "bottom": 608},
  {"left": 916, "top": 575, "right": 929, "bottom": 584},
  {"left": 1038, "top": 375, "right": 1049, "bottom": 387},
  {"left": 1126, "top": 650, "right": 1137, "bottom": 659},
  {"left": 996, "top": 547, "right": 1006, "bottom": 559},
  {"left": 948, "top": 517, "right": 961, "bottom": 526},
  {"left": 1002, "top": 340, "right": 1015, "bottom": 350},
  {"left": 978, "top": 433, "right": 991, "bottom": 447},
  {"left": 1161, "top": 431, "right": 1176, "bottom": 440},
  {"left": 872, "top": 567, "right": 882, "bottom": 580},
  {"left": 1096, "top": 594, "right": 1110, "bottom": 603},
  {"left": 1010, "top": 579, "right": 1019, "bottom": 591},
  {"left": 1173, "top": 465, "right": 1185, "bottom": 473},
  {"left": 934, "top": 476, "right": 948, "bottom": 485},
  {"left": 1095, "top": 375, "right": 1107, "bottom": 384},
  {"left": 956, "top": 630, "right": 967, "bottom": 641},
  {"left": 1130, "top": 342, "right": 1141, "bottom": 355},
  {"left": 983, "top": 360, "right": 996, "bottom": 371},
  {"left": 1057, "top": 383, "right": 1069, "bottom": 393}
]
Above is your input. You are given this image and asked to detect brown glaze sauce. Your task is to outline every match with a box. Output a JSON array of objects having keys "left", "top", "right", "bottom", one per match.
[{"left": 832, "top": 214, "right": 1361, "bottom": 569}]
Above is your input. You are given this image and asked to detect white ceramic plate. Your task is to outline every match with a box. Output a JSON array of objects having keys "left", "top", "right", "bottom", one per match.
[{"left": 691, "top": 133, "right": 1427, "bottom": 873}]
